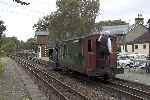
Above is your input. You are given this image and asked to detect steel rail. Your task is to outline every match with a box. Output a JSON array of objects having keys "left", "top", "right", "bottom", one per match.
[
  {"left": 16, "top": 57, "right": 68, "bottom": 100},
  {"left": 15, "top": 57, "right": 89, "bottom": 100},
  {"left": 30, "top": 62, "right": 89, "bottom": 100},
  {"left": 109, "top": 78, "right": 150, "bottom": 100},
  {"left": 113, "top": 78, "right": 150, "bottom": 94}
]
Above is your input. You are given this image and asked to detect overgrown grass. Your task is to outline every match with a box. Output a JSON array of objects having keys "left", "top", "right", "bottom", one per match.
[
  {"left": 0, "top": 61, "right": 5, "bottom": 76},
  {"left": 127, "top": 68, "right": 145, "bottom": 74},
  {"left": 0, "top": 51, "right": 6, "bottom": 57},
  {"left": 22, "top": 95, "right": 32, "bottom": 100}
]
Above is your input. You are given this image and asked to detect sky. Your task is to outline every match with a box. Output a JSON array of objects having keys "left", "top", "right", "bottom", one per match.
[{"left": 0, "top": 0, "right": 150, "bottom": 41}]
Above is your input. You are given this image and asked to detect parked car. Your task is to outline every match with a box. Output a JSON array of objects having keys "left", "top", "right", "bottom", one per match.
[
  {"left": 117, "top": 56, "right": 134, "bottom": 68},
  {"left": 128, "top": 54, "right": 147, "bottom": 61}
]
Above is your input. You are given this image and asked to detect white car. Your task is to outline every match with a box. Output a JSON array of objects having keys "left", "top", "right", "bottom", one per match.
[{"left": 117, "top": 56, "right": 133, "bottom": 68}]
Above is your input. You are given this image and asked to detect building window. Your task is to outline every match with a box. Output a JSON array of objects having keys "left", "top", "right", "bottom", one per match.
[
  {"left": 135, "top": 45, "right": 138, "bottom": 49},
  {"left": 88, "top": 40, "right": 92, "bottom": 52},
  {"left": 143, "top": 44, "right": 146, "bottom": 49},
  {"left": 125, "top": 45, "right": 127, "bottom": 52},
  {"left": 132, "top": 44, "right": 134, "bottom": 52}
]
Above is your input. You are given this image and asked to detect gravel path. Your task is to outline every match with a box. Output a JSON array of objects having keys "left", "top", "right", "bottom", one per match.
[{"left": 0, "top": 57, "right": 47, "bottom": 100}]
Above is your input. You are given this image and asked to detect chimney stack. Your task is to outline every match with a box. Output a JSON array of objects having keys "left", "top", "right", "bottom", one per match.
[{"left": 135, "top": 14, "right": 144, "bottom": 25}]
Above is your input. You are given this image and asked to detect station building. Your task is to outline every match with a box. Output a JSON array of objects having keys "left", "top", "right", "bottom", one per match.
[{"left": 35, "top": 31, "right": 49, "bottom": 58}]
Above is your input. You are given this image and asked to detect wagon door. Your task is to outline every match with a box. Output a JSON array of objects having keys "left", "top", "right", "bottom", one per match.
[{"left": 86, "top": 39, "right": 96, "bottom": 74}]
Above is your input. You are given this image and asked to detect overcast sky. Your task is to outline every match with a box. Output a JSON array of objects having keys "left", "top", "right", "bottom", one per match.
[{"left": 0, "top": 0, "right": 150, "bottom": 41}]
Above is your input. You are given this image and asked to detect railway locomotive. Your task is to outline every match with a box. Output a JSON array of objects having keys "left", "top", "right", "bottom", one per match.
[{"left": 49, "top": 34, "right": 123, "bottom": 80}]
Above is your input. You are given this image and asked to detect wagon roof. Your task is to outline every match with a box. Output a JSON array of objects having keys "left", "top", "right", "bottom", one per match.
[
  {"left": 61, "top": 34, "right": 100, "bottom": 42},
  {"left": 61, "top": 33, "right": 117, "bottom": 43}
]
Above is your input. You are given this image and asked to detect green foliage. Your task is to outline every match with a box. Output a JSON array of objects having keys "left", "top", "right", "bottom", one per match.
[
  {"left": 0, "top": 37, "right": 35, "bottom": 55},
  {"left": 0, "top": 62, "right": 5, "bottom": 76},
  {"left": 23, "top": 38, "right": 36, "bottom": 50},
  {"left": 13, "top": 0, "right": 30, "bottom": 5},
  {"left": 0, "top": 37, "right": 21, "bottom": 56},
  {"left": 33, "top": 16, "right": 49, "bottom": 32},
  {"left": 22, "top": 95, "right": 32, "bottom": 100},
  {"left": 0, "top": 20, "right": 6, "bottom": 38},
  {"left": 48, "top": 0, "right": 100, "bottom": 40},
  {"left": 33, "top": 0, "right": 100, "bottom": 41},
  {"left": 0, "top": 41, "right": 16, "bottom": 52},
  {"left": 99, "top": 19, "right": 127, "bottom": 26}
]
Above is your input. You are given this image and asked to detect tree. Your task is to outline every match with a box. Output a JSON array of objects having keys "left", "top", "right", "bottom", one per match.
[
  {"left": 23, "top": 38, "right": 36, "bottom": 50},
  {"left": 13, "top": 0, "right": 30, "bottom": 5},
  {"left": 0, "top": 20, "right": 6, "bottom": 38},
  {"left": 100, "top": 19, "right": 127, "bottom": 26},
  {"left": 33, "top": 16, "right": 49, "bottom": 32},
  {"left": 0, "top": 37, "right": 20, "bottom": 56},
  {"left": 48, "top": 0, "right": 100, "bottom": 40},
  {"left": 33, "top": 0, "right": 100, "bottom": 41},
  {"left": 0, "top": 41, "right": 16, "bottom": 53}
]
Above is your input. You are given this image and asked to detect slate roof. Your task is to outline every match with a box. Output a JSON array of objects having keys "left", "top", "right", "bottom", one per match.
[
  {"left": 125, "top": 24, "right": 149, "bottom": 43},
  {"left": 101, "top": 24, "right": 129, "bottom": 35},
  {"left": 35, "top": 31, "right": 48, "bottom": 36},
  {"left": 127, "top": 31, "right": 150, "bottom": 44}
]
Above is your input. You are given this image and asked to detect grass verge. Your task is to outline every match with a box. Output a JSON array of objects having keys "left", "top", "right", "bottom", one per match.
[
  {"left": 0, "top": 60, "right": 5, "bottom": 76},
  {"left": 22, "top": 95, "right": 32, "bottom": 100}
]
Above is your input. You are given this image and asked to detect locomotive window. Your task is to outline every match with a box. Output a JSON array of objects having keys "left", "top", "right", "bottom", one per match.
[{"left": 88, "top": 40, "right": 92, "bottom": 52}]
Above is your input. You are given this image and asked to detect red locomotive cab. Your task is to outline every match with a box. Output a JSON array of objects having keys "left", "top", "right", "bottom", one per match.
[{"left": 84, "top": 34, "right": 117, "bottom": 78}]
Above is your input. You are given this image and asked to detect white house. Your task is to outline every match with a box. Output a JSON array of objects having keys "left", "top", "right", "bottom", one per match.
[
  {"left": 120, "top": 15, "right": 150, "bottom": 58},
  {"left": 122, "top": 32, "right": 150, "bottom": 57}
]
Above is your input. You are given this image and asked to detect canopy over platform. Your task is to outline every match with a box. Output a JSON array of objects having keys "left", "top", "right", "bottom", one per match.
[{"left": 101, "top": 24, "right": 129, "bottom": 35}]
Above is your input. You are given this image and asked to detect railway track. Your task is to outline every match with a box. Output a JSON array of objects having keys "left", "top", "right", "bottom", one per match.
[
  {"left": 113, "top": 78, "right": 150, "bottom": 94},
  {"left": 10, "top": 55, "right": 150, "bottom": 100},
  {"left": 12, "top": 56, "right": 89, "bottom": 100},
  {"left": 101, "top": 81, "right": 149, "bottom": 100},
  {"left": 34, "top": 57, "right": 150, "bottom": 100},
  {"left": 109, "top": 78, "right": 150, "bottom": 100}
]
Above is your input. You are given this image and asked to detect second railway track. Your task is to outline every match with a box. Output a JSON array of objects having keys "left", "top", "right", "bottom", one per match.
[
  {"left": 109, "top": 78, "right": 150, "bottom": 100},
  {"left": 36, "top": 58, "right": 150, "bottom": 100}
]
